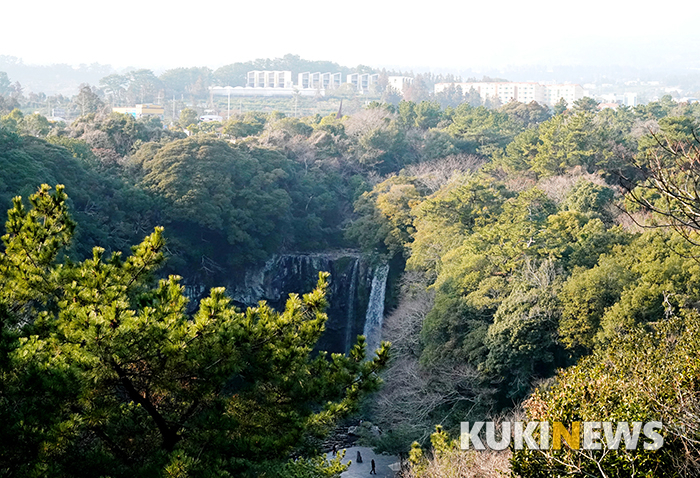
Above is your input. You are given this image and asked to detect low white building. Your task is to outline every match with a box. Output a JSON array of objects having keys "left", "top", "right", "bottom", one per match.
[
  {"left": 199, "top": 114, "right": 223, "bottom": 122},
  {"left": 112, "top": 104, "right": 165, "bottom": 119},
  {"left": 210, "top": 86, "right": 318, "bottom": 97},
  {"left": 600, "top": 92, "right": 638, "bottom": 107}
]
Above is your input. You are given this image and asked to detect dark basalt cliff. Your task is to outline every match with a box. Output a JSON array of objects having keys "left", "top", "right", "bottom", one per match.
[{"left": 227, "top": 251, "right": 389, "bottom": 355}]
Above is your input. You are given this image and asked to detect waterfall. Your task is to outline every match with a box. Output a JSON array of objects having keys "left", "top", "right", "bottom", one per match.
[
  {"left": 344, "top": 259, "right": 360, "bottom": 355},
  {"left": 230, "top": 251, "right": 378, "bottom": 354},
  {"left": 226, "top": 252, "right": 391, "bottom": 356},
  {"left": 362, "top": 263, "right": 390, "bottom": 357}
]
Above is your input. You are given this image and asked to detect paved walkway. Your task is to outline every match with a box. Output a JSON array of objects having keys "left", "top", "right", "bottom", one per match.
[{"left": 326, "top": 446, "right": 400, "bottom": 478}]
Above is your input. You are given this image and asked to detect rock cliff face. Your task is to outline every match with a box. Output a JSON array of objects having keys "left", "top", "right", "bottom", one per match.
[{"left": 229, "top": 251, "right": 389, "bottom": 355}]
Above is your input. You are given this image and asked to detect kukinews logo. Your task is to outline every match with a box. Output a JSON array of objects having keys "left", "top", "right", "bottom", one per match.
[{"left": 461, "top": 421, "right": 663, "bottom": 451}]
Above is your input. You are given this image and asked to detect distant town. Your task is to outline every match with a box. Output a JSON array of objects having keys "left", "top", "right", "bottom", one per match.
[{"left": 1, "top": 54, "right": 698, "bottom": 123}]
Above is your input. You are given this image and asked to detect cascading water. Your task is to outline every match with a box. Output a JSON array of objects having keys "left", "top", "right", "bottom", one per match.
[
  {"left": 229, "top": 251, "right": 385, "bottom": 355},
  {"left": 344, "top": 259, "right": 360, "bottom": 355},
  {"left": 362, "top": 263, "right": 390, "bottom": 358}
]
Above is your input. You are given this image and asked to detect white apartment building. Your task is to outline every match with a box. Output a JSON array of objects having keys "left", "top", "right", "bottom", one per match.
[
  {"left": 434, "top": 82, "right": 546, "bottom": 105},
  {"left": 434, "top": 81, "right": 584, "bottom": 107},
  {"left": 347, "top": 73, "right": 379, "bottom": 92},
  {"left": 213, "top": 70, "right": 382, "bottom": 97},
  {"left": 387, "top": 76, "right": 414, "bottom": 92},
  {"left": 298, "top": 72, "right": 342, "bottom": 90},
  {"left": 543, "top": 84, "right": 584, "bottom": 108},
  {"left": 246, "top": 71, "right": 293, "bottom": 89}
]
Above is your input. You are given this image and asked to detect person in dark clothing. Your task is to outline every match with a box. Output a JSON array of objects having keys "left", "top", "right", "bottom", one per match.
[
  {"left": 356, "top": 450, "right": 363, "bottom": 463},
  {"left": 370, "top": 458, "right": 377, "bottom": 474}
]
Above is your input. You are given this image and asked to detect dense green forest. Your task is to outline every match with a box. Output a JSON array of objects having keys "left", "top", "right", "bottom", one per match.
[{"left": 1, "top": 81, "right": 699, "bottom": 477}]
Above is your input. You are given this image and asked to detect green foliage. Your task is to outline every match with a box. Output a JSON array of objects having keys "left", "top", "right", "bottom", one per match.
[
  {"left": 137, "top": 136, "right": 294, "bottom": 274},
  {"left": 179, "top": 108, "right": 199, "bottom": 128},
  {"left": 434, "top": 84, "right": 465, "bottom": 109},
  {"left": 0, "top": 125, "right": 153, "bottom": 257},
  {"left": 445, "top": 104, "right": 521, "bottom": 155},
  {"left": 561, "top": 179, "right": 615, "bottom": 221},
  {"left": 408, "top": 176, "right": 511, "bottom": 276},
  {"left": 346, "top": 175, "right": 423, "bottom": 258},
  {"left": 499, "top": 100, "right": 551, "bottom": 128},
  {"left": 67, "top": 111, "right": 177, "bottom": 158},
  {"left": 124, "top": 69, "right": 162, "bottom": 105},
  {"left": 597, "top": 231, "right": 700, "bottom": 344},
  {"left": 558, "top": 257, "right": 634, "bottom": 357},
  {"left": 634, "top": 94, "right": 678, "bottom": 120},
  {"left": 267, "top": 116, "right": 314, "bottom": 139},
  {"left": 223, "top": 114, "right": 266, "bottom": 138},
  {"left": 512, "top": 311, "right": 700, "bottom": 477},
  {"left": 553, "top": 98, "right": 568, "bottom": 115},
  {"left": 572, "top": 96, "right": 599, "bottom": 113},
  {"left": 159, "top": 67, "right": 212, "bottom": 101},
  {"left": 397, "top": 100, "right": 417, "bottom": 128},
  {"left": 348, "top": 111, "right": 411, "bottom": 173},
  {"left": 0, "top": 185, "right": 389, "bottom": 477},
  {"left": 0, "top": 108, "right": 24, "bottom": 132},
  {"left": 414, "top": 101, "right": 443, "bottom": 129},
  {"left": 483, "top": 261, "right": 562, "bottom": 399},
  {"left": 17, "top": 112, "right": 51, "bottom": 137},
  {"left": 496, "top": 126, "right": 541, "bottom": 172},
  {"left": 73, "top": 84, "right": 105, "bottom": 116},
  {"left": 408, "top": 175, "right": 628, "bottom": 403},
  {"left": 538, "top": 210, "right": 628, "bottom": 269},
  {"left": 420, "top": 278, "right": 492, "bottom": 366},
  {"left": 637, "top": 116, "right": 699, "bottom": 161},
  {"left": 529, "top": 111, "right": 613, "bottom": 176},
  {"left": 417, "top": 129, "right": 464, "bottom": 160}
]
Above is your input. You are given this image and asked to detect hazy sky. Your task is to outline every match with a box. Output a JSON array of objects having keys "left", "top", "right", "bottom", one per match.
[{"left": 3, "top": 0, "right": 700, "bottom": 72}]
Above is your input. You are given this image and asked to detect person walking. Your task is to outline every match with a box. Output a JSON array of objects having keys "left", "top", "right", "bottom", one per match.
[{"left": 370, "top": 458, "right": 377, "bottom": 474}]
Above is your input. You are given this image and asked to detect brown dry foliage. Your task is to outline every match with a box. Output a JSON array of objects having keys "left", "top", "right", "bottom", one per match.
[{"left": 403, "top": 448, "right": 511, "bottom": 478}]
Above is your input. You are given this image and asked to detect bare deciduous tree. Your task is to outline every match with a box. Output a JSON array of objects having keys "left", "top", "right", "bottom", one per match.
[
  {"left": 404, "top": 154, "right": 484, "bottom": 193},
  {"left": 345, "top": 107, "right": 394, "bottom": 138},
  {"left": 373, "top": 272, "right": 494, "bottom": 445},
  {"left": 622, "top": 127, "right": 700, "bottom": 246}
]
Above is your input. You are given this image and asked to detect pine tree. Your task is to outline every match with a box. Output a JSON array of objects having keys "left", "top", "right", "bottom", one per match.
[{"left": 0, "top": 184, "right": 389, "bottom": 477}]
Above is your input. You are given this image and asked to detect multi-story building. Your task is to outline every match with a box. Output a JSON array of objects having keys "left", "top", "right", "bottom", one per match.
[
  {"left": 298, "top": 72, "right": 342, "bottom": 90},
  {"left": 542, "top": 84, "right": 584, "bottom": 107},
  {"left": 434, "top": 81, "right": 584, "bottom": 107},
  {"left": 246, "top": 71, "right": 293, "bottom": 89},
  {"left": 211, "top": 70, "right": 379, "bottom": 97},
  {"left": 322, "top": 72, "right": 343, "bottom": 89},
  {"left": 387, "top": 76, "right": 414, "bottom": 93},
  {"left": 347, "top": 73, "right": 379, "bottom": 93}
]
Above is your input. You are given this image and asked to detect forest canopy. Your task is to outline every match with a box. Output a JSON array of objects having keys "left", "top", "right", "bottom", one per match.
[{"left": 1, "top": 80, "right": 700, "bottom": 476}]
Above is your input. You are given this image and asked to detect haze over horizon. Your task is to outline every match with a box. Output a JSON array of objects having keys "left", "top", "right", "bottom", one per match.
[{"left": 3, "top": 0, "right": 700, "bottom": 74}]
